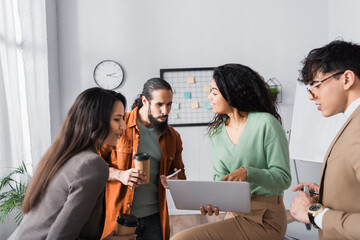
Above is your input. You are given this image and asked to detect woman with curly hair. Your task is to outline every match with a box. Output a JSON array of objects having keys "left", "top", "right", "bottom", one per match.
[{"left": 171, "top": 64, "right": 291, "bottom": 240}]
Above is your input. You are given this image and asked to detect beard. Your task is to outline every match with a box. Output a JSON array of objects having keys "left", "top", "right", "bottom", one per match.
[{"left": 148, "top": 107, "right": 169, "bottom": 134}]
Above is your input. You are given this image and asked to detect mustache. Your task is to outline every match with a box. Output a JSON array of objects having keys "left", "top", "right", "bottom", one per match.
[{"left": 156, "top": 115, "right": 168, "bottom": 119}]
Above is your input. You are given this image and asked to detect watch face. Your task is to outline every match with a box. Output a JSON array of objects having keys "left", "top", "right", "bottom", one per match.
[
  {"left": 309, "top": 203, "right": 322, "bottom": 211},
  {"left": 93, "top": 60, "right": 124, "bottom": 90}
]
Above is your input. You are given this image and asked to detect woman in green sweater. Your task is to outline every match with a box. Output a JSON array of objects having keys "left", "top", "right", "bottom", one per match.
[{"left": 171, "top": 64, "right": 291, "bottom": 240}]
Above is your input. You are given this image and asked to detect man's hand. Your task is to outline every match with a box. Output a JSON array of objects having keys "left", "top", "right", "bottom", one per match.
[
  {"left": 109, "top": 167, "right": 146, "bottom": 187},
  {"left": 290, "top": 183, "right": 319, "bottom": 223},
  {"left": 160, "top": 168, "right": 180, "bottom": 189},
  {"left": 221, "top": 167, "right": 247, "bottom": 182},
  {"left": 293, "top": 182, "right": 320, "bottom": 200}
]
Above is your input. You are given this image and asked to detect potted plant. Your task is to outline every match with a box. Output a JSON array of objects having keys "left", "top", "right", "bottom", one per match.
[
  {"left": 269, "top": 86, "right": 280, "bottom": 100},
  {"left": 0, "top": 162, "right": 28, "bottom": 225}
]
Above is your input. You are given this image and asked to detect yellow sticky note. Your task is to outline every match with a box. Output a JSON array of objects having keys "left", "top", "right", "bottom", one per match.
[
  {"left": 204, "top": 85, "right": 211, "bottom": 93},
  {"left": 187, "top": 76, "right": 195, "bottom": 83},
  {"left": 171, "top": 113, "right": 178, "bottom": 119},
  {"left": 191, "top": 102, "right": 199, "bottom": 109},
  {"left": 172, "top": 88, "right": 175, "bottom": 93}
]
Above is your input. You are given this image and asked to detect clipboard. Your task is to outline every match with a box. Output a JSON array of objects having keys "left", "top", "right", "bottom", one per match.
[{"left": 167, "top": 180, "right": 251, "bottom": 213}]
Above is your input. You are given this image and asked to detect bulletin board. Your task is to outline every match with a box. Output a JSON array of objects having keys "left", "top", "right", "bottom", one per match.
[{"left": 160, "top": 67, "right": 215, "bottom": 127}]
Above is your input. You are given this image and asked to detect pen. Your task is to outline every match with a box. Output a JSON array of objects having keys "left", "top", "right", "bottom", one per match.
[
  {"left": 167, "top": 169, "right": 182, "bottom": 178},
  {"left": 301, "top": 188, "right": 319, "bottom": 195},
  {"left": 309, "top": 190, "right": 319, "bottom": 195}
]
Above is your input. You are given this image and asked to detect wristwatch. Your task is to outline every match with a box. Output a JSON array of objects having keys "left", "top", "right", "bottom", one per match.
[{"left": 308, "top": 203, "right": 325, "bottom": 229}]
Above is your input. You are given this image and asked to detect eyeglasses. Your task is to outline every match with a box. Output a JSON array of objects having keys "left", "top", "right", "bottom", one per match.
[{"left": 306, "top": 71, "right": 345, "bottom": 97}]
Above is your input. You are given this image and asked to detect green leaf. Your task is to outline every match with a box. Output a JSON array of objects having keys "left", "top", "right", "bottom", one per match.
[{"left": 0, "top": 162, "right": 28, "bottom": 224}]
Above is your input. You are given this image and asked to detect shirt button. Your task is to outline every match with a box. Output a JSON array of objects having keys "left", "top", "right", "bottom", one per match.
[
  {"left": 130, "top": 187, "right": 134, "bottom": 190},
  {"left": 136, "top": 135, "right": 140, "bottom": 138},
  {"left": 127, "top": 204, "right": 131, "bottom": 208},
  {"left": 118, "top": 148, "right": 121, "bottom": 152},
  {"left": 133, "top": 151, "right": 136, "bottom": 155}
]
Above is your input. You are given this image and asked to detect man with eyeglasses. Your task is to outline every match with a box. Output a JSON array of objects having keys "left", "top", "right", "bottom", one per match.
[{"left": 290, "top": 40, "right": 360, "bottom": 240}]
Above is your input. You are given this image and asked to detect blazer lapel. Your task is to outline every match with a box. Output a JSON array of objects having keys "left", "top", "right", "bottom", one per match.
[{"left": 319, "top": 106, "right": 360, "bottom": 201}]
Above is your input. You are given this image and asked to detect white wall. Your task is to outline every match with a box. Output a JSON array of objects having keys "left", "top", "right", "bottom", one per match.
[{"left": 328, "top": 0, "right": 360, "bottom": 42}]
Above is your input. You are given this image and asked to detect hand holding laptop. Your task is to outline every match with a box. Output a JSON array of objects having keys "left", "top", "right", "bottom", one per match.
[{"left": 200, "top": 204, "right": 220, "bottom": 216}]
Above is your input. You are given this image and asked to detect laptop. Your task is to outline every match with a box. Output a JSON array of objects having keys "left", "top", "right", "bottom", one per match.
[{"left": 167, "top": 180, "right": 251, "bottom": 213}]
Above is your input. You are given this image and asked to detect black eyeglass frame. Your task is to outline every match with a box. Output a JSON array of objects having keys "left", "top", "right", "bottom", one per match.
[{"left": 306, "top": 71, "right": 345, "bottom": 96}]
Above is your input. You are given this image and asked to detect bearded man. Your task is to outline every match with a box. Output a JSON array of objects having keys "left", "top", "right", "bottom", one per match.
[{"left": 102, "top": 78, "right": 186, "bottom": 240}]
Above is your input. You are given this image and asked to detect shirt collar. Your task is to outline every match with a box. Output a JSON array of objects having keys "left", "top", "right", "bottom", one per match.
[{"left": 344, "top": 97, "right": 360, "bottom": 118}]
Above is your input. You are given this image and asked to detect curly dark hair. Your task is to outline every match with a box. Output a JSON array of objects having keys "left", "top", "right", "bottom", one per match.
[
  {"left": 299, "top": 40, "right": 360, "bottom": 85},
  {"left": 208, "top": 63, "right": 281, "bottom": 135}
]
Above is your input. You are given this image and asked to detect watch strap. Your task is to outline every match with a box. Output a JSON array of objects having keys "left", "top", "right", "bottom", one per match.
[{"left": 308, "top": 213, "right": 320, "bottom": 229}]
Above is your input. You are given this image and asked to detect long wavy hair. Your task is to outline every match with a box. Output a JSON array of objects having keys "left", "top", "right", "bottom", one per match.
[
  {"left": 22, "top": 87, "right": 126, "bottom": 213},
  {"left": 131, "top": 78, "right": 172, "bottom": 110},
  {"left": 208, "top": 63, "right": 281, "bottom": 136}
]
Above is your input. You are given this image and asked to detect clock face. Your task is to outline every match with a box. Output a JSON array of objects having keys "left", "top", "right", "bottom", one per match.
[{"left": 93, "top": 60, "right": 124, "bottom": 90}]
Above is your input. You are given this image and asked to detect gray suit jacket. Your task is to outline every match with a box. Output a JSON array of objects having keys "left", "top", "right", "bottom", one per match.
[
  {"left": 9, "top": 148, "right": 109, "bottom": 240},
  {"left": 318, "top": 106, "right": 360, "bottom": 240}
]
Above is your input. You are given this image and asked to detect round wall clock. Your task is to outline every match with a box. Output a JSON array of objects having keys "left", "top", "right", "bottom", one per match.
[{"left": 93, "top": 60, "right": 124, "bottom": 89}]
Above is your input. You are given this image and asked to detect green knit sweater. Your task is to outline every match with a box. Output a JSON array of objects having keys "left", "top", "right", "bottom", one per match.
[{"left": 209, "top": 112, "right": 291, "bottom": 196}]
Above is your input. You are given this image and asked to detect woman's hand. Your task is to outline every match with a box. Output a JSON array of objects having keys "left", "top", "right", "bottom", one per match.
[
  {"left": 160, "top": 168, "right": 180, "bottom": 189},
  {"left": 200, "top": 204, "right": 219, "bottom": 216},
  {"left": 221, "top": 167, "right": 247, "bottom": 182},
  {"left": 102, "top": 230, "right": 137, "bottom": 240},
  {"left": 109, "top": 167, "right": 146, "bottom": 187}
]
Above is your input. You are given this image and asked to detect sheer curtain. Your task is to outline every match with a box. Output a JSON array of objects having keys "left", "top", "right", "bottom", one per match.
[
  {"left": 0, "top": 0, "right": 51, "bottom": 237},
  {"left": 0, "top": 0, "right": 51, "bottom": 174}
]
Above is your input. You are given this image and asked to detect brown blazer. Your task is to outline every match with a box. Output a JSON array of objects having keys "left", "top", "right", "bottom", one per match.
[{"left": 318, "top": 105, "right": 360, "bottom": 240}]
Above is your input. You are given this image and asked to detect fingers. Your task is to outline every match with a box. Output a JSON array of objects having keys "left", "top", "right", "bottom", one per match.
[
  {"left": 292, "top": 183, "right": 305, "bottom": 192},
  {"left": 213, "top": 206, "right": 219, "bottom": 216},
  {"left": 160, "top": 175, "right": 169, "bottom": 189},
  {"left": 123, "top": 168, "right": 147, "bottom": 186},
  {"left": 292, "top": 182, "right": 320, "bottom": 193},
  {"left": 206, "top": 205, "right": 213, "bottom": 216},
  {"left": 220, "top": 175, "right": 228, "bottom": 181},
  {"left": 200, "top": 205, "right": 207, "bottom": 216}
]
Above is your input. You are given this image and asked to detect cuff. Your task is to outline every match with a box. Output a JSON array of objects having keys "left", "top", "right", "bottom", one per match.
[{"left": 314, "top": 207, "right": 330, "bottom": 229}]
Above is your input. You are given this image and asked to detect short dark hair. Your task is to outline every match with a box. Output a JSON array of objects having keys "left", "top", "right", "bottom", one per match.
[
  {"left": 208, "top": 63, "right": 281, "bottom": 134},
  {"left": 299, "top": 40, "right": 360, "bottom": 84},
  {"left": 132, "top": 78, "right": 172, "bottom": 109}
]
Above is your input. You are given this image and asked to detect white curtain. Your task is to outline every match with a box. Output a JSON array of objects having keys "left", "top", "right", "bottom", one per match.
[
  {"left": 0, "top": 0, "right": 51, "bottom": 175},
  {"left": 1, "top": 0, "right": 51, "bottom": 237}
]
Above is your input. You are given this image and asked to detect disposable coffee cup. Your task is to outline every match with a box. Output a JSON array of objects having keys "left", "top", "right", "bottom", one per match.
[
  {"left": 133, "top": 152, "right": 150, "bottom": 184},
  {"left": 116, "top": 214, "right": 139, "bottom": 236}
]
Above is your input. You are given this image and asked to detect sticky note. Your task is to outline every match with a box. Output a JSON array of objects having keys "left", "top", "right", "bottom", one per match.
[
  {"left": 172, "top": 102, "right": 180, "bottom": 110},
  {"left": 171, "top": 113, "right": 178, "bottom": 119},
  {"left": 205, "top": 102, "right": 212, "bottom": 109},
  {"left": 187, "top": 76, "right": 195, "bottom": 83},
  {"left": 204, "top": 85, "right": 211, "bottom": 93},
  {"left": 184, "top": 92, "right": 191, "bottom": 99},
  {"left": 172, "top": 88, "right": 175, "bottom": 93},
  {"left": 191, "top": 102, "right": 199, "bottom": 109}
]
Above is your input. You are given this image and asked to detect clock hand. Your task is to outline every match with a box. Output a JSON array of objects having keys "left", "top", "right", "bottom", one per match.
[
  {"left": 107, "top": 73, "right": 117, "bottom": 76},
  {"left": 108, "top": 76, "right": 120, "bottom": 78}
]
